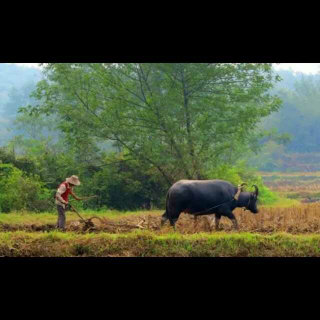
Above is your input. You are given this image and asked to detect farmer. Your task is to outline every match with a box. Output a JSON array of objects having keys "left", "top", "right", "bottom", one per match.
[{"left": 55, "top": 175, "right": 84, "bottom": 231}]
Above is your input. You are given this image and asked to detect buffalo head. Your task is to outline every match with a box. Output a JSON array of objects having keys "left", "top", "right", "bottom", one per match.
[{"left": 246, "top": 185, "right": 259, "bottom": 214}]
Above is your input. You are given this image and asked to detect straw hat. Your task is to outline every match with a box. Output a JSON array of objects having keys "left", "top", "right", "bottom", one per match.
[{"left": 66, "top": 175, "right": 81, "bottom": 186}]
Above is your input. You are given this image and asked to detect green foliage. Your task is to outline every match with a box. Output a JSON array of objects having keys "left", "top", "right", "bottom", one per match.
[
  {"left": 249, "top": 176, "right": 279, "bottom": 205},
  {"left": 85, "top": 153, "right": 169, "bottom": 210},
  {"left": 206, "top": 161, "right": 279, "bottom": 205},
  {"left": 262, "top": 73, "right": 320, "bottom": 154},
  {"left": 247, "top": 141, "right": 287, "bottom": 171},
  {"left": 0, "top": 164, "right": 51, "bottom": 213},
  {"left": 25, "top": 63, "right": 281, "bottom": 184},
  {"left": 0, "top": 64, "right": 288, "bottom": 211},
  {"left": 207, "top": 164, "right": 243, "bottom": 186},
  {"left": 244, "top": 69, "right": 320, "bottom": 171}
]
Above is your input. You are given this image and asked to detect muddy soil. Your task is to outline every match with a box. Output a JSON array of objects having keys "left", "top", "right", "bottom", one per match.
[{"left": 0, "top": 223, "right": 57, "bottom": 232}]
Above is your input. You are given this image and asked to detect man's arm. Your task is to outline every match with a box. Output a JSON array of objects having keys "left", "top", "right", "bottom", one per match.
[
  {"left": 56, "top": 184, "right": 67, "bottom": 204},
  {"left": 70, "top": 189, "right": 84, "bottom": 201}
]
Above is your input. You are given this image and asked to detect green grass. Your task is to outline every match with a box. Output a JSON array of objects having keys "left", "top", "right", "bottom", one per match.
[
  {"left": 1, "top": 205, "right": 320, "bottom": 257},
  {"left": 262, "top": 197, "right": 300, "bottom": 208},
  {"left": 1, "top": 230, "right": 320, "bottom": 257},
  {"left": 0, "top": 209, "right": 164, "bottom": 225}
]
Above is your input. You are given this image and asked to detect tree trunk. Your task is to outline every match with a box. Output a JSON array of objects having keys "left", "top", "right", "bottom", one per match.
[{"left": 181, "top": 66, "right": 201, "bottom": 179}]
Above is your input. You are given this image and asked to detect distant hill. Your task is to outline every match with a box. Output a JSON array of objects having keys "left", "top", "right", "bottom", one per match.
[
  {"left": 272, "top": 69, "right": 320, "bottom": 92},
  {"left": 0, "top": 64, "right": 43, "bottom": 145},
  {"left": 0, "top": 64, "right": 42, "bottom": 114},
  {"left": 250, "top": 68, "right": 320, "bottom": 171}
]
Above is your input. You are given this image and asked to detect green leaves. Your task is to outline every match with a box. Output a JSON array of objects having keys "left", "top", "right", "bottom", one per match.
[
  {"left": 261, "top": 72, "right": 320, "bottom": 155},
  {"left": 26, "top": 63, "right": 281, "bottom": 184},
  {"left": 0, "top": 164, "right": 50, "bottom": 213}
]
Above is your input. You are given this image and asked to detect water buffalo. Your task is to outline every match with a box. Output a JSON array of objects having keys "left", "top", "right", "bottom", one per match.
[{"left": 161, "top": 179, "right": 259, "bottom": 231}]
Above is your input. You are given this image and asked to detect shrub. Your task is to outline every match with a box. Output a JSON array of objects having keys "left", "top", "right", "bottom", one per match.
[
  {"left": 84, "top": 153, "right": 169, "bottom": 210},
  {"left": 0, "top": 164, "right": 51, "bottom": 213},
  {"left": 206, "top": 161, "right": 279, "bottom": 205}
]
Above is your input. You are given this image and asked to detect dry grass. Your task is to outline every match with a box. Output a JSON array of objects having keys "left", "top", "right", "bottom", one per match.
[
  {"left": 2, "top": 203, "right": 320, "bottom": 235},
  {"left": 264, "top": 182, "right": 320, "bottom": 193},
  {"left": 260, "top": 172, "right": 320, "bottom": 203},
  {"left": 259, "top": 171, "right": 320, "bottom": 177},
  {"left": 157, "top": 203, "right": 320, "bottom": 234},
  {"left": 2, "top": 201, "right": 320, "bottom": 256}
]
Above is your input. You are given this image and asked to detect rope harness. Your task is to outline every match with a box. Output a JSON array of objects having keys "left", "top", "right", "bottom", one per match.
[{"left": 192, "top": 198, "right": 237, "bottom": 216}]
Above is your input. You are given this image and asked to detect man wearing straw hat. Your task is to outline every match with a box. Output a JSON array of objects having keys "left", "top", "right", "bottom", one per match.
[{"left": 55, "top": 175, "right": 84, "bottom": 231}]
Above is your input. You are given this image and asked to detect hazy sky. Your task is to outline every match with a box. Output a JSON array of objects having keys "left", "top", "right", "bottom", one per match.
[
  {"left": 10, "top": 63, "right": 320, "bottom": 75},
  {"left": 273, "top": 63, "right": 320, "bottom": 74},
  {"left": 13, "top": 63, "right": 42, "bottom": 69}
]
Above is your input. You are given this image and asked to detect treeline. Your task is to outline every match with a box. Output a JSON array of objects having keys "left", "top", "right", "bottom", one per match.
[
  {"left": 266, "top": 69, "right": 320, "bottom": 153},
  {"left": 0, "top": 64, "right": 42, "bottom": 146},
  {"left": 0, "top": 63, "right": 282, "bottom": 212},
  {"left": 0, "top": 146, "right": 170, "bottom": 212},
  {"left": 0, "top": 64, "right": 41, "bottom": 104},
  {"left": 0, "top": 146, "right": 277, "bottom": 213},
  {"left": 249, "top": 69, "right": 320, "bottom": 171}
]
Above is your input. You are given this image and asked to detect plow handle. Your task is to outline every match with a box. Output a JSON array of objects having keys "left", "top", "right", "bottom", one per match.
[{"left": 69, "top": 204, "right": 86, "bottom": 223}]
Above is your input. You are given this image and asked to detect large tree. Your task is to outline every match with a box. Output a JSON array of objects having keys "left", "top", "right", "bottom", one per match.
[{"left": 25, "top": 63, "right": 281, "bottom": 185}]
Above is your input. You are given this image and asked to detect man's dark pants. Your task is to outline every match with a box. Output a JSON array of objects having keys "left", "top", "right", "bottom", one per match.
[{"left": 57, "top": 205, "right": 66, "bottom": 230}]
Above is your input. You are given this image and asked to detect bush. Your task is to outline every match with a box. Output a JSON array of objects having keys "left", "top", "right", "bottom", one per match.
[
  {"left": 83, "top": 153, "right": 169, "bottom": 210},
  {"left": 206, "top": 161, "right": 279, "bottom": 205},
  {"left": 0, "top": 164, "right": 51, "bottom": 213}
]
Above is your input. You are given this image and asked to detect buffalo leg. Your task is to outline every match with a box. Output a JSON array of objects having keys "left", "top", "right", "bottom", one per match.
[
  {"left": 232, "top": 219, "right": 239, "bottom": 230},
  {"left": 215, "top": 214, "right": 221, "bottom": 231},
  {"left": 161, "top": 212, "right": 168, "bottom": 227},
  {"left": 194, "top": 215, "right": 198, "bottom": 228},
  {"left": 226, "top": 212, "right": 239, "bottom": 230},
  {"left": 170, "top": 218, "right": 179, "bottom": 231},
  {"left": 169, "top": 209, "right": 183, "bottom": 231},
  {"left": 205, "top": 215, "right": 214, "bottom": 229}
]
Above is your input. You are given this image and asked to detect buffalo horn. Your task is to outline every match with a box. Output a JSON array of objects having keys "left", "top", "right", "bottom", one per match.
[
  {"left": 252, "top": 185, "right": 259, "bottom": 197},
  {"left": 234, "top": 183, "right": 247, "bottom": 200}
]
